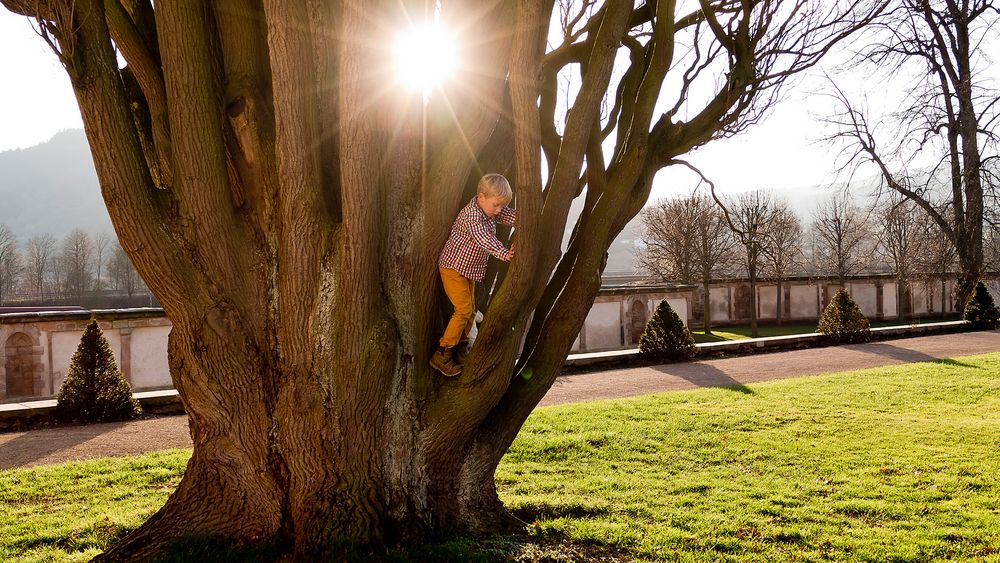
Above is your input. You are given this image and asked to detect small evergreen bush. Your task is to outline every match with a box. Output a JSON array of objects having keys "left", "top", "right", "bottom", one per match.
[
  {"left": 817, "top": 289, "right": 871, "bottom": 344},
  {"left": 963, "top": 281, "right": 1000, "bottom": 330},
  {"left": 56, "top": 319, "right": 142, "bottom": 423},
  {"left": 639, "top": 299, "right": 696, "bottom": 362}
]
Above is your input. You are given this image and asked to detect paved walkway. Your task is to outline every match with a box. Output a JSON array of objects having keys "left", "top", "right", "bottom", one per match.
[{"left": 3, "top": 330, "right": 999, "bottom": 469}]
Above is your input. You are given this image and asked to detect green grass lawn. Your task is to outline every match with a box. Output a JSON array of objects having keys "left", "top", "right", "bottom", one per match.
[
  {"left": 3, "top": 354, "right": 999, "bottom": 561},
  {"left": 691, "top": 317, "right": 959, "bottom": 343}
]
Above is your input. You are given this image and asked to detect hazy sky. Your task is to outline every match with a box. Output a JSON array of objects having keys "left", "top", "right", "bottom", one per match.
[
  {"left": 0, "top": 12, "right": 83, "bottom": 152},
  {"left": 0, "top": 9, "right": 856, "bottom": 200}
]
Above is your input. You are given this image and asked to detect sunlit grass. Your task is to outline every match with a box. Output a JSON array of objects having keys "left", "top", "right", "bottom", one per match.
[
  {"left": 2, "top": 353, "right": 998, "bottom": 561},
  {"left": 499, "top": 353, "right": 1000, "bottom": 561},
  {"left": 0, "top": 451, "right": 188, "bottom": 562},
  {"left": 691, "top": 317, "right": 959, "bottom": 343}
]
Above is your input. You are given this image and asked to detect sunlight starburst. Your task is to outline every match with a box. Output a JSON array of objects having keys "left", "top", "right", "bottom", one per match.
[{"left": 393, "top": 22, "right": 457, "bottom": 99}]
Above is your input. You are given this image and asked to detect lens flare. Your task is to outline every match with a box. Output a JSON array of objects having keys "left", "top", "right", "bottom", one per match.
[{"left": 393, "top": 23, "right": 457, "bottom": 98}]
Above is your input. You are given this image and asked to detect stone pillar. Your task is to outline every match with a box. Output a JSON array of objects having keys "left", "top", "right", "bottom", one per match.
[
  {"left": 875, "top": 281, "right": 884, "bottom": 320},
  {"left": 120, "top": 327, "right": 133, "bottom": 385}
]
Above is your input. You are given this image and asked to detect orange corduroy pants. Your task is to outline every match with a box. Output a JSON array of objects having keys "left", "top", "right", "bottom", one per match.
[{"left": 438, "top": 267, "right": 475, "bottom": 348}]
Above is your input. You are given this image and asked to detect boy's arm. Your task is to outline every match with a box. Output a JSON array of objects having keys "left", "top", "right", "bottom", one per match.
[
  {"left": 497, "top": 207, "right": 516, "bottom": 227},
  {"left": 469, "top": 218, "right": 514, "bottom": 261}
]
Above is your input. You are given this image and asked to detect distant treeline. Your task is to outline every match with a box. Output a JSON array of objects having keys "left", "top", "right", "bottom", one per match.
[{"left": 0, "top": 225, "right": 154, "bottom": 308}]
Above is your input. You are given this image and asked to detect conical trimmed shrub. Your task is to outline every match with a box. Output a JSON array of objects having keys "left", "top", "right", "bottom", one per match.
[
  {"left": 817, "top": 289, "right": 871, "bottom": 343},
  {"left": 55, "top": 319, "right": 142, "bottom": 423},
  {"left": 963, "top": 281, "right": 1000, "bottom": 330},
  {"left": 639, "top": 299, "right": 696, "bottom": 362}
]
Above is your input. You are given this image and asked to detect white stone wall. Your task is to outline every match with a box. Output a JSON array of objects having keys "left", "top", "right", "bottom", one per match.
[
  {"left": 128, "top": 326, "right": 172, "bottom": 389},
  {"left": 847, "top": 283, "right": 879, "bottom": 318},
  {"left": 577, "top": 292, "right": 692, "bottom": 352},
  {"left": 757, "top": 284, "right": 777, "bottom": 320},
  {"left": 1, "top": 272, "right": 980, "bottom": 401},
  {"left": 710, "top": 287, "right": 731, "bottom": 322},
  {"left": 699, "top": 277, "right": 966, "bottom": 323},
  {"left": 882, "top": 282, "right": 898, "bottom": 318},
  {"left": 1, "top": 313, "right": 173, "bottom": 402},
  {"left": 583, "top": 301, "right": 623, "bottom": 351},
  {"left": 789, "top": 284, "right": 818, "bottom": 319}
]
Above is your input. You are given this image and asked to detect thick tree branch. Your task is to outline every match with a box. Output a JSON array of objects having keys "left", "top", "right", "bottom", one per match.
[
  {"left": 535, "top": 1, "right": 634, "bottom": 290},
  {"left": 157, "top": 1, "right": 255, "bottom": 303},
  {"left": 105, "top": 0, "right": 173, "bottom": 187}
]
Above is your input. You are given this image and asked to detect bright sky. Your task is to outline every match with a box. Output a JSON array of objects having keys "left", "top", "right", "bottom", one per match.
[
  {"left": 0, "top": 11, "right": 83, "bottom": 152},
  {"left": 0, "top": 8, "right": 867, "bottom": 200}
]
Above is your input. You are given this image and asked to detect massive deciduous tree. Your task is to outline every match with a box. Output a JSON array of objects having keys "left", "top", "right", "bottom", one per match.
[
  {"left": 823, "top": 0, "right": 1000, "bottom": 307},
  {"left": 2, "top": 0, "right": 885, "bottom": 559}
]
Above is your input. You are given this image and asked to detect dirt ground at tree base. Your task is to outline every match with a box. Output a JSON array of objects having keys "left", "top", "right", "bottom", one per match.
[{"left": 3, "top": 330, "right": 999, "bottom": 470}]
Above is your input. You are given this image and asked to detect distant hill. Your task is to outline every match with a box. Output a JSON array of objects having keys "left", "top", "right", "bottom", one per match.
[
  {"left": 0, "top": 129, "right": 113, "bottom": 242},
  {"left": 0, "top": 129, "right": 866, "bottom": 274}
]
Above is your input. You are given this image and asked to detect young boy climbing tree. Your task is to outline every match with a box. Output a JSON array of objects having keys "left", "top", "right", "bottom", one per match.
[{"left": 432, "top": 173, "right": 516, "bottom": 377}]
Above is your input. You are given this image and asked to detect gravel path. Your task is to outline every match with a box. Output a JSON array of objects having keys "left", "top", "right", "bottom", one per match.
[{"left": 3, "top": 330, "right": 999, "bottom": 469}]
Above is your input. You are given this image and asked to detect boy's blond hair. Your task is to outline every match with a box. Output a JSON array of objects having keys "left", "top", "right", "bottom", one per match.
[{"left": 477, "top": 173, "right": 512, "bottom": 204}]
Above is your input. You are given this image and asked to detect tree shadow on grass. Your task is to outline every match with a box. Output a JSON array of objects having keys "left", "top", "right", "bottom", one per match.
[
  {"left": 150, "top": 528, "right": 635, "bottom": 563},
  {"left": 11, "top": 520, "right": 133, "bottom": 558},
  {"left": 931, "top": 357, "right": 981, "bottom": 368},
  {"left": 651, "top": 363, "right": 755, "bottom": 394},
  {"left": 847, "top": 342, "right": 979, "bottom": 368},
  {"left": 0, "top": 420, "right": 127, "bottom": 469},
  {"left": 510, "top": 500, "right": 613, "bottom": 521},
  {"left": 150, "top": 500, "right": 633, "bottom": 562}
]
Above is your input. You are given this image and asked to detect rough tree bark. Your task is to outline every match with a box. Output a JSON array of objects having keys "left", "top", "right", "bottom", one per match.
[{"left": 2, "top": 0, "right": 886, "bottom": 559}]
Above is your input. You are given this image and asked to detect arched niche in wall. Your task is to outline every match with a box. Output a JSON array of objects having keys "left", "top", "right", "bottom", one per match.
[{"left": 3, "top": 332, "right": 44, "bottom": 399}]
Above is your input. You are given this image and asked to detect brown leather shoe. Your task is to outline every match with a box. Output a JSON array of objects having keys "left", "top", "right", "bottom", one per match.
[{"left": 430, "top": 347, "right": 462, "bottom": 377}]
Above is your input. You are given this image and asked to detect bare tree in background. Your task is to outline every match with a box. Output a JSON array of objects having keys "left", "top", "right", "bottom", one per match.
[
  {"left": 25, "top": 233, "right": 56, "bottom": 298},
  {"left": 93, "top": 231, "right": 112, "bottom": 290},
  {"left": 762, "top": 201, "right": 803, "bottom": 325},
  {"left": 812, "top": 192, "right": 873, "bottom": 283},
  {"left": 876, "top": 195, "right": 926, "bottom": 319},
  {"left": 109, "top": 242, "right": 143, "bottom": 299},
  {"left": 823, "top": 0, "right": 1000, "bottom": 307},
  {"left": 639, "top": 194, "right": 735, "bottom": 332},
  {"left": 0, "top": 224, "right": 21, "bottom": 305},
  {"left": 984, "top": 225, "right": 1000, "bottom": 273},
  {"left": 726, "top": 190, "right": 778, "bottom": 338},
  {"left": 693, "top": 197, "right": 738, "bottom": 333},
  {"left": 59, "top": 228, "right": 93, "bottom": 301},
  {"left": 1, "top": 0, "right": 887, "bottom": 558},
  {"left": 916, "top": 216, "right": 959, "bottom": 317},
  {"left": 638, "top": 196, "right": 701, "bottom": 284}
]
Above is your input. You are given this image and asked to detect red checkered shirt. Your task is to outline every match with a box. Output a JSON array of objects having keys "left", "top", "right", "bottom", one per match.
[{"left": 438, "top": 197, "right": 516, "bottom": 282}]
